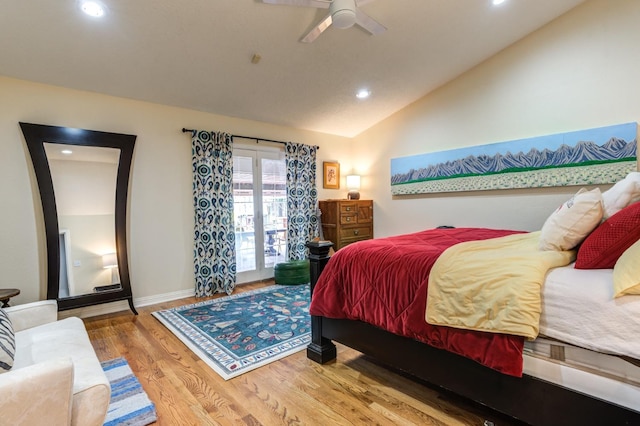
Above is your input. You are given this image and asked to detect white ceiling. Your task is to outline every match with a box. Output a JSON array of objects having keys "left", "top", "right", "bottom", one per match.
[{"left": 0, "top": 0, "right": 586, "bottom": 138}]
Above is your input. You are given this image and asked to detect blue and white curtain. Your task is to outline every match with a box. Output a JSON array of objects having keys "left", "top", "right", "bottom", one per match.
[
  {"left": 285, "top": 142, "right": 318, "bottom": 260},
  {"left": 192, "top": 130, "right": 236, "bottom": 296}
]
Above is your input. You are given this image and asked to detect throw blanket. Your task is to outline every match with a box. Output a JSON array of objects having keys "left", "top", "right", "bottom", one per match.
[
  {"left": 426, "top": 231, "right": 576, "bottom": 340},
  {"left": 309, "top": 227, "right": 528, "bottom": 377}
]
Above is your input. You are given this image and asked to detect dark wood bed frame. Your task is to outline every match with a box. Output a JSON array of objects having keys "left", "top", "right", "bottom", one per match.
[{"left": 306, "top": 241, "right": 640, "bottom": 425}]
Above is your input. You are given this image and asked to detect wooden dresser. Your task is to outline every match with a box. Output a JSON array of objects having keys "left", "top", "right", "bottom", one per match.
[{"left": 318, "top": 200, "right": 373, "bottom": 251}]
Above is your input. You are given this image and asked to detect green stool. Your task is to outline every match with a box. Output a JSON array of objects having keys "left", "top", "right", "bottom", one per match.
[{"left": 274, "top": 260, "right": 310, "bottom": 285}]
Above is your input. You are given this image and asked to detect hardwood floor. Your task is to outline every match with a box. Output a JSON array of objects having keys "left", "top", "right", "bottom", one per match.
[{"left": 84, "top": 282, "right": 521, "bottom": 426}]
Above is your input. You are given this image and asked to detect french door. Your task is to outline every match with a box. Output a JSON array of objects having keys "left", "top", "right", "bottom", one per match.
[{"left": 233, "top": 147, "right": 287, "bottom": 283}]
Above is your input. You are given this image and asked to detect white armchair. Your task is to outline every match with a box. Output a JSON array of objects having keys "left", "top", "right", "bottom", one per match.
[{"left": 0, "top": 300, "right": 110, "bottom": 426}]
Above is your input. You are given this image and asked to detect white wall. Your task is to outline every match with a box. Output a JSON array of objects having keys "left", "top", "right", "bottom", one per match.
[
  {"left": 0, "top": 76, "right": 352, "bottom": 308},
  {"left": 353, "top": 0, "right": 640, "bottom": 238}
]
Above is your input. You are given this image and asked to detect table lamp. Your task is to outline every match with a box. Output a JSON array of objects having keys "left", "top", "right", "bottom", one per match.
[{"left": 346, "top": 175, "right": 361, "bottom": 200}]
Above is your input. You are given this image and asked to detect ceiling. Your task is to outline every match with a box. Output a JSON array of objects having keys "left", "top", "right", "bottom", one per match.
[{"left": 0, "top": 0, "right": 586, "bottom": 138}]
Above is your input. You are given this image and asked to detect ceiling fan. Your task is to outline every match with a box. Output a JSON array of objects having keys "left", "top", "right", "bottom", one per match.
[{"left": 262, "top": 0, "right": 386, "bottom": 43}]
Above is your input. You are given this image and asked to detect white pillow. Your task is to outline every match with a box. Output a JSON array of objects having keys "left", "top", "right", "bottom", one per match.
[
  {"left": 539, "top": 188, "right": 603, "bottom": 251},
  {"left": 602, "top": 172, "right": 640, "bottom": 219}
]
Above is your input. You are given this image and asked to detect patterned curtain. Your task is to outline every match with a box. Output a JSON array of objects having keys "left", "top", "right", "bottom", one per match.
[
  {"left": 285, "top": 142, "right": 319, "bottom": 260},
  {"left": 192, "top": 130, "right": 236, "bottom": 296}
]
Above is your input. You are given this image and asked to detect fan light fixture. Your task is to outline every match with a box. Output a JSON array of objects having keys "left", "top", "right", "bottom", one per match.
[
  {"left": 331, "top": 0, "right": 357, "bottom": 29},
  {"left": 262, "top": 0, "right": 386, "bottom": 43}
]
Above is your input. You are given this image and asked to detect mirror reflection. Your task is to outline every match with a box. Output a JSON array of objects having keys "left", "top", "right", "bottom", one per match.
[{"left": 44, "top": 143, "right": 122, "bottom": 297}]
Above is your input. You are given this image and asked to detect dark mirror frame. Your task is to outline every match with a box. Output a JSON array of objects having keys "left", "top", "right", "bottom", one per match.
[{"left": 20, "top": 122, "right": 137, "bottom": 314}]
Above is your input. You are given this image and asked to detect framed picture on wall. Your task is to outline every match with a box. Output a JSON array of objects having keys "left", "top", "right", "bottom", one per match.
[{"left": 323, "top": 161, "right": 340, "bottom": 189}]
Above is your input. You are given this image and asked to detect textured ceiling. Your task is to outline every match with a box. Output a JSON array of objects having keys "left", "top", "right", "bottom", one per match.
[{"left": 0, "top": 0, "right": 586, "bottom": 137}]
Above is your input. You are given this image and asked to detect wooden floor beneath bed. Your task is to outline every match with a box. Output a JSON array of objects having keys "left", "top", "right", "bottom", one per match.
[{"left": 83, "top": 281, "right": 521, "bottom": 425}]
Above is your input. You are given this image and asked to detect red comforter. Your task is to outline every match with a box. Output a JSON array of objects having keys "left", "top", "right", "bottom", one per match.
[{"left": 309, "top": 227, "right": 527, "bottom": 377}]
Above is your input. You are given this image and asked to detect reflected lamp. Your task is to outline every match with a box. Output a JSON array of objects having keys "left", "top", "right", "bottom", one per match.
[{"left": 102, "top": 252, "right": 120, "bottom": 284}]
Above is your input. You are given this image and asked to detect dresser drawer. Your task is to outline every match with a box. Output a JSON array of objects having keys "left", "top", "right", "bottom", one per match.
[
  {"left": 339, "top": 226, "right": 372, "bottom": 240},
  {"left": 340, "top": 203, "right": 358, "bottom": 214},
  {"left": 341, "top": 237, "right": 370, "bottom": 249},
  {"left": 340, "top": 214, "right": 358, "bottom": 225}
]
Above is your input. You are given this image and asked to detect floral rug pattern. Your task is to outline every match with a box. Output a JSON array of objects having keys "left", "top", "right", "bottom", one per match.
[{"left": 153, "top": 284, "right": 310, "bottom": 380}]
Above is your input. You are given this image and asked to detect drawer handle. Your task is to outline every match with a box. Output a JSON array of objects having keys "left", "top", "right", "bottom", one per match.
[
  {"left": 354, "top": 229, "right": 359, "bottom": 235},
  {"left": 346, "top": 207, "right": 351, "bottom": 211},
  {"left": 346, "top": 217, "right": 351, "bottom": 222}
]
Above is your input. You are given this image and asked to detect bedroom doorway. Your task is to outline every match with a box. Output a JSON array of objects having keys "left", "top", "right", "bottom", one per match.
[{"left": 233, "top": 147, "right": 287, "bottom": 283}]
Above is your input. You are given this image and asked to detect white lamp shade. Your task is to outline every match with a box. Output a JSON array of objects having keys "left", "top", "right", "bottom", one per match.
[
  {"left": 102, "top": 253, "right": 118, "bottom": 269},
  {"left": 346, "top": 175, "right": 361, "bottom": 190}
]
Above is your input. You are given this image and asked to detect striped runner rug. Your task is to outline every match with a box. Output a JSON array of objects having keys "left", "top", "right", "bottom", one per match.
[{"left": 101, "top": 357, "right": 157, "bottom": 426}]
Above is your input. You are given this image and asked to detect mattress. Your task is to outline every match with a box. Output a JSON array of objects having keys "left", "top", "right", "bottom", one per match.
[
  {"left": 525, "top": 264, "right": 640, "bottom": 411},
  {"left": 525, "top": 337, "right": 640, "bottom": 386},
  {"left": 539, "top": 264, "right": 640, "bottom": 359}
]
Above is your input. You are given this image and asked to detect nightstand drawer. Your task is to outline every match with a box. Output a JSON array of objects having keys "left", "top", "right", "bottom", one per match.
[{"left": 340, "top": 226, "right": 372, "bottom": 240}]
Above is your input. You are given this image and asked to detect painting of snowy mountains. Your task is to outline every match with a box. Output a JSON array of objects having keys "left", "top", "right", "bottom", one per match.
[{"left": 391, "top": 122, "right": 638, "bottom": 195}]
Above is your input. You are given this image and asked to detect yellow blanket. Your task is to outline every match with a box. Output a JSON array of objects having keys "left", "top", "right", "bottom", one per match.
[{"left": 425, "top": 231, "right": 575, "bottom": 340}]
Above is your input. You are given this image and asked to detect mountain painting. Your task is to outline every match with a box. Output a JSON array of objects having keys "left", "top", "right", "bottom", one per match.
[{"left": 390, "top": 122, "right": 638, "bottom": 195}]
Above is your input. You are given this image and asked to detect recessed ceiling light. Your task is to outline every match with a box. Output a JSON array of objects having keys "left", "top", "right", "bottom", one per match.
[
  {"left": 61, "top": 149, "right": 73, "bottom": 155},
  {"left": 356, "top": 89, "right": 371, "bottom": 99},
  {"left": 492, "top": 0, "right": 506, "bottom": 5},
  {"left": 81, "top": 1, "right": 105, "bottom": 17}
]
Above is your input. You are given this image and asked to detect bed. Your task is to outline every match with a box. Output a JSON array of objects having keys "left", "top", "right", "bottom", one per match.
[{"left": 305, "top": 218, "right": 640, "bottom": 425}]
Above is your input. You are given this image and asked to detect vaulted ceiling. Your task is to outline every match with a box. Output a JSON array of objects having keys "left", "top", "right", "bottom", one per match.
[{"left": 0, "top": 0, "right": 586, "bottom": 137}]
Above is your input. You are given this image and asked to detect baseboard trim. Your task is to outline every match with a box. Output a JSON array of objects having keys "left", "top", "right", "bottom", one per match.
[
  {"left": 58, "top": 288, "right": 195, "bottom": 319},
  {"left": 135, "top": 289, "right": 195, "bottom": 307}
]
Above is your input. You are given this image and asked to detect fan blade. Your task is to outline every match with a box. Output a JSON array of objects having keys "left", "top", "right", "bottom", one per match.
[
  {"left": 301, "top": 14, "right": 333, "bottom": 43},
  {"left": 355, "top": 9, "right": 386, "bottom": 35},
  {"left": 262, "top": 0, "right": 330, "bottom": 9}
]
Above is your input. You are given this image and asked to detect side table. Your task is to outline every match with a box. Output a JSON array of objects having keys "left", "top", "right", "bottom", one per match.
[{"left": 0, "top": 288, "right": 20, "bottom": 308}]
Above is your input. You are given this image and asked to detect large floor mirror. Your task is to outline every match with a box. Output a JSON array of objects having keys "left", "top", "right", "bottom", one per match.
[{"left": 21, "top": 122, "right": 137, "bottom": 314}]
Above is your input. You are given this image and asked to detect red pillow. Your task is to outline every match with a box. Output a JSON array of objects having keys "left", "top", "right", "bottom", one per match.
[{"left": 575, "top": 201, "right": 640, "bottom": 269}]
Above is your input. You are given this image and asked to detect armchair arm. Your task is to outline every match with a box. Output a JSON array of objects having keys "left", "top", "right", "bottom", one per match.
[
  {"left": 0, "top": 357, "right": 74, "bottom": 425},
  {"left": 5, "top": 300, "right": 58, "bottom": 332}
]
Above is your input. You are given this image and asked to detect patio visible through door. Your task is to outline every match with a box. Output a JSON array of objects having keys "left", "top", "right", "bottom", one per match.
[{"left": 233, "top": 147, "right": 287, "bottom": 282}]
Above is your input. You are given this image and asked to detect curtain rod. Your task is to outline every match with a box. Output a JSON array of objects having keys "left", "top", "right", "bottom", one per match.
[{"left": 181, "top": 128, "right": 319, "bottom": 150}]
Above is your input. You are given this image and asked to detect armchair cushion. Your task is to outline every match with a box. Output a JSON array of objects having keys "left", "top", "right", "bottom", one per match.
[{"left": 0, "top": 308, "right": 15, "bottom": 372}]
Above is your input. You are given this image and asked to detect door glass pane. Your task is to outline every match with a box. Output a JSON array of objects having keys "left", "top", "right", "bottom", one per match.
[
  {"left": 262, "top": 158, "right": 287, "bottom": 268},
  {"left": 233, "top": 155, "right": 255, "bottom": 273}
]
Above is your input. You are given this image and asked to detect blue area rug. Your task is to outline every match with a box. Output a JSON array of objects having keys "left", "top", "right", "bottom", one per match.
[
  {"left": 101, "top": 357, "right": 157, "bottom": 426},
  {"left": 152, "top": 284, "right": 311, "bottom": 380}
]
